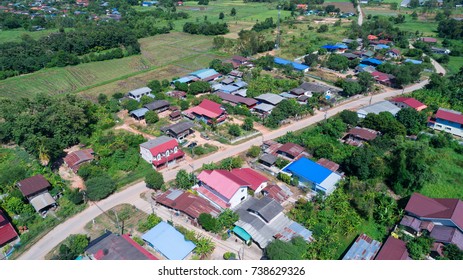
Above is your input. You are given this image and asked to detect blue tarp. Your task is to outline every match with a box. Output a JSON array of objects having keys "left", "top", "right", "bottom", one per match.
[
  {"left": 283, "top": 157, "right": 332, "bottom": 185},
  {"left": 142, "top": 221, "right": 196, "bottom": 260}
]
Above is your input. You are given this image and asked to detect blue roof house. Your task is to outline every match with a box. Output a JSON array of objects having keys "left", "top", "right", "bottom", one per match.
[
  {"left": 404, "top": 59, "right": 423, "bottom": 65},
  {"left": 142, "top": 221, "right": 196, "bottom": 260},
  {"left": 190, "top": 69, "right": 220, "bottom": 80},
  {"left": 360, "top": 58, "right": 383, "bottom": 67},
  {"left": 274, "top": 57, "right": 309, "bottom": 72},
  {"left": 282, "top": 157, "right": 342, "bottom": 195}
]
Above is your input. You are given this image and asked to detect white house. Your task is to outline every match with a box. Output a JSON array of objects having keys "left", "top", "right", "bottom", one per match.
[
  {"left": 128, "top": 87, "right": 152, "bottom": 102},
  {"left": 139, "top": 136, "right": 185, "bottom": 170}
]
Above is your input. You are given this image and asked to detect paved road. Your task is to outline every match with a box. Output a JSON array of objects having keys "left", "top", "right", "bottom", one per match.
[
  {"left": 357, "top": 2, "right": 363, "bottom": 26},
  {"left": 18, "top": 58, "right": 445, "bottom": 260}
]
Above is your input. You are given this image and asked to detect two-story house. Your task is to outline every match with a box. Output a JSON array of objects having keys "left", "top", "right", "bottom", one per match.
[
  {"left": 128, "top": 87, "right": 152, "bottom": 102},
  {"left": 194, "top": 170, "right": 249, "bottom": 209},
  {"left": 139, "top": 136, "right": 184, "bottom": 170},
  {"left": 428, "top": 108, "right": 463, "bottom": 138}
]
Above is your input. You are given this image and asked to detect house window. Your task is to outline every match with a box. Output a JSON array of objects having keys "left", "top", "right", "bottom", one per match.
[
  {"left": 157, "top": 154, "right": 161, "bottom": 160},
  {"left": 174, "top": 147, "right": 178, "bottom": 153},
  {"left": 166, "top": 150, "right": 170, "bottom": 156},
  {"left": 241, "top": 196, "right": 245, "bottom": 201},
  {"left": 445, "top": 127, "right": 451, "bottom": 131},
  {"left": 436, "top": 124, "right": 442, "bottom": 128}
]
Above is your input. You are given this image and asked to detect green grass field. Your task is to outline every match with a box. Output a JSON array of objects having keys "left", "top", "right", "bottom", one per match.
[
  {"left": 0, "top": 28, "right": 73, "bottom": 43},
  {"left": 420, "top": 147, "right": 463, "bottom": 200},
  {"left": 446, "top": 56, "right": 463, "bottom": 76}
]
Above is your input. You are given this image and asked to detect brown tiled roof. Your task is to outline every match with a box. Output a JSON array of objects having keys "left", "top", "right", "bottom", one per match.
[
  {"left": 347, "top": 127, "right": 378, "bottom": 141},
  {"left": 63, "top": 148, "right": 94, "bottom": 172},
  {"left": 154, "top": 189, "right": 220, "bottom": 219},
  {"left": 316, "top": 158, "right": 339, "bottom": 172},
  {"left": 375, "top": 236, "right": 410, "bottom": 260},
  {"left": 405, "top": 193, "right": 463, "bottom": 232},
  {"left": 277, "top": 143, "right": 305, "bottom": 158},
  {"left": 17, "top": 175, "right": 50, "bottom": 197}
]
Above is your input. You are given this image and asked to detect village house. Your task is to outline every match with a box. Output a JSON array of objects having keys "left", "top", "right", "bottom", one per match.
[
  {"left": 183, "top": 99, "right": 227, "bottom": 125},
  {"left": 391, "top": 97, "right": 427, "bottom": 111},
  {"left": 225, "top": 55, "right": 251, "bottom": 69},
  {"left": 276, "top": 142, "right": 306, "bottom": 160},
  {"left": 342, "top": 234, "right": 382, "bottom": 260},
  {"left": 169, "top": 110, "right": 182, "bottom": 121},
  {"left": 167, "top": 90, "right": 187, "bottom": 99},
  {"left": 144, "top": 100, "right": 170, "bottom": 113},
  {"left": 261, "top": 184, "right": 292, "bottom": 204},
  {"left": 129, "top": 108, "right": 149, "bottom": 120},
  {"left": 431, "top": 47, "right": 451, "bottom": 55},
  {"left": 128, "top": 87, "right": 152, "bottom": 102},
  {"left": 139, "top": 136, "right": 184, "bottom": 170},
  {"left": 342, "top": 127, "right": 379, "bottom": 147},
  {"left": 428, "top": 108, "right": 463, "bottom": 137},
  {"left": 85, "top": 231, "right": 157, "bottom": 260},
  {"left": 230, "top": 168, "right": 268, "bottom": 193},
  {"left": 215, "top": 92, "right": 257, "bottom": 108},
  {"left": 357, "top": 101, "right": 401, "bottom": 118},
  {"left": 386, "top": 49, "right": 401, "bottom": 59},
  {"left": 0, "top": 208, "right": 19, "bottom": 249},
  {"left": 420, "top": 37, "right": 438, "bottom": 44},
  {"left": 281, "top": 157, "right": 342, "bottom": 195},
  {"left": 160, "top": 121, "right": 195, "bottom": 141},
  {"left": 17, "top": 175, "right": 57, "bottom": 215},
  {"left": 274, "top": 57, "right": 309, "bottom": 72},
  {"left": 233, "top": 196, "right": 312, "bottom": 248},
  {"left": 63, "top": 148, "right": 94, "bottom": 173},
  {"left": 153, "top": 189, "right": 220, "bottom": 223},
  {"left": 255, "top": 93, "right": 284, "bottom": 107},
  {"left": 375, "top": 236, "right": 410, "bottom": 260}
]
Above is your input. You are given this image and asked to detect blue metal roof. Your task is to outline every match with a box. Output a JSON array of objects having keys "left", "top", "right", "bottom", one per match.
[
  {"left": 404, "top": 59, "right": 423, "bottom": 65},
  {"left": 361, "top": 58, "right": 383, "bottom": 66},
  {"left": 130, "top": 108, "right": 149, "bottom": 118},
  {"left": 288, "top": 222, "right": 313, "bottom": 241},
  {"left": 173, "top": 76, "right": 194, "bottom": 84},
  {"left": 190, "top": 68, "right": 219, "bottom": 79},
  {"left": 375, "top": 44, "right": 390, "bottom": 49},
  {"left": 321, "top": 45, "right": 339, "bottom": 50},
  {"left": 335, "top": 43, "right": 348, "bottom": 49},
  {"left": 142, "top": 221, "right": 196, "bottom": 260},
  {"left": 274, "top": 57, "right": 309, "bottom": 71},
  {"left": 283, "top": 157, "right": 332, "bottom": 185},
  {"left": 221, "top": 85, "right": 240, "bottom": 93}
]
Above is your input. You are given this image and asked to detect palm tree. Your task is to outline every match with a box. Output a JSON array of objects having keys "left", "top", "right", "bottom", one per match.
[{"left": 194, "top": 235, "right": 215, "bottom": 259}]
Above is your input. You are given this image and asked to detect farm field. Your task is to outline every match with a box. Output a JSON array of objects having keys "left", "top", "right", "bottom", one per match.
[
  {"left": 0, "top": 32, "right": 224, "bottom": 100},
  {"left": 0, "top": 28, "right": 73, "bottom": 43}
]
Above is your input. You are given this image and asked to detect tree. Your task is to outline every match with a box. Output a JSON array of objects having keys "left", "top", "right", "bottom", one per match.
[
  {"left": 138, "top": 213, "right": 162, "bottom": 232},
  {"left": 217, "top": 209, "right": 239, "bottom": 229},
  {"left": 66, "top": 189, "right": 84, "bottom": 205},
  {"left": 140, "top": 95, "right": 153, "bottom": 106},
  {"left": 228, "top": 124, "right": 241, "bottom": 137},
  {"left": 339, "top": 110, "right": 359, "bottom": 126},
  {"left": 241, "top": 117, "right": 254, "bottom": 131},
  {"left": 357, "top": 72, "right": 374, "bottom": 93},
  {"left": 85, "top": 174, "right": 116, "bottom": 201},
  {"left": 198, "top": 213, "right": 220, "bottom": 233},
  {"left": 411, "top": 11, "right": 418, "bottom": 19},
  {"left": 147, "top": 80, "right": 162, "bottom": 94},
  {"left": 52, "top": 234, "right": 89, "bottom": 260},
  {"left": 409, "top": 0, "right": 419, "bottom": 8},
  {"left": 327, "top": 54, "right": 349, "bottom": 71},
  {"left": 317, "top": 24, "right": 328, "bottom": 33},
  {"left": 304, "top": 53, "right": 318, "bottom": 67},
  {"left": 247, "top": 145, "right": 261, "bottom": 158},
  {"left": 338, "top": 80, "right": 363, "bottom": 97},
  {"left": 230, "top": 8, "right": 236, "bottom": 17},
  {"left": 188, "top": 81, "right": 211, "bottom": 95},
  {"left": 395, "top": 108, "right": 427, "bottom": 135},
  {"left": 98, "top": 93, "right": 108, "bottom": 105},
  {"left": 407, "top": 235, "right": 434, "bottom": 260},
  {"left": 145, "top": 171, "right": 164, "bottom": 190},
  {"left": 122, "top": 99, "right": 140, "bottom": 111},
  {"left": 219, "top": 12, "right": 224, "bottom": 20},
  {"left": 194, "top": 235, "right": 215, "bottom": 259},
  {"left": 144, "top": 111, "right": 159, "bottom": 124},
  {"left": 176, "top": 169, "right": 195, "bottom": 189},
  {"left": 209, "top": 59, "right": 233, "bottom": 74},
  {"left": 266, "top": 237, "right": 309, "bottom": 260},
  {"left": 440, "top": 244, "right": 463, "bottom": 260}
]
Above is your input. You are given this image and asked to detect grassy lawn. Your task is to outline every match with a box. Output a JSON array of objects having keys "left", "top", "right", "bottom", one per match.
[
  {"left": 0, "top": 28, "right": 73, "bottom": 43},
  {"left": 396, "top": 19, "right": 438, "bottom": 36},
  {"left": 420, "top": 147, "right": 463, "bottom": 200},
  {"left": 445, "top": 56, "right": 463, "bottom": 76},
  {"left": 83, "top": 204, "right": 149, "bottom": 240}
]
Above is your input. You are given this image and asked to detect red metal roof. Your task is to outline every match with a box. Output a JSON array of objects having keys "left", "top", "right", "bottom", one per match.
[
  {"left": 405, "top": 193, "right": 463, "bottom": 231},
  {"left": 371, "top": 71, "right": 391, "bottom": 82},
  {"left": 121, "top": 234, "right": 158, "bottom": 260},
  {"left": 148, "top": 138, "right": 178, "bottom": 158},
  {"left": 17, "top": 174, "right": 50, "bottom": 197},
  {"left": 0, "top": 209, "right": 18, "bottom": 246},
  {"left": 391, "top": 97, "right": 427, "bottom": 111},
  {"left": 154, "top": 189, "right": 220, "bottom": 219},
  {"left": 421, "top": 37, "right": 437, "bottom": 43},
  {"left": 368, "top": 35, "right": 378, "bottom": 40},
  {"left": 316, "top": 158, "right": 340, "bottom": 172},
  {"left": 435, "top": 108, "right": 463, "bottom": 125},
  {"left": 196, "top": 186, "right": 230, "bottom": 209},
  {"left": 183, "top": 99, "right": 225, "bottom": 119},
  {"left": 375, "top": 236, "right": 409, "bottom": 260},
  {"left": 152, "top": 150, "right": 184, "bottom": 166},
  {"left": 263, "top": 185, "right": 289, "bottom": 203},
  {"left": 230, "top": 168, "right": 268, "bottom": 191},
  {"left": 277, "top": 143, "right": 305, "bottom": 158},
  {"left": 63, "top": 148, "right": 94, "bottom": 172},
  {"left": 197, "top": 170, "right": 249, "bottom": 200},
  {"left": 347, "top": 127, "right": 378, "bottom": 141}
]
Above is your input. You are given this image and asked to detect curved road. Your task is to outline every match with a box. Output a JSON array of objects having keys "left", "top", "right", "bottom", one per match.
[
  {"left": 357, "top": 2, "right": 363, "bottom": 26},
  {"left": 18, "top": 58, "right": 446, "bottom": 261}
]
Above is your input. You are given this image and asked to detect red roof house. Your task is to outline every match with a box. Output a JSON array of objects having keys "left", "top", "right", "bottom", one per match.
[
  {"left": 64, "top": 148, "right": 94, "bottom": 172},
  {"left": 230, "top": 168, "right": 269, "bottom": 192},
  {"left": 316, "top": 158, "right": 340, "bottom": 172},
  {"left": 428, "top": 108, "right": 463, "bottom": 137},
  {"left": 154, "top": 189, "right": 220, "bottom": 220},
  {"left": 343, "top": 127, "right": 379, "bottom": 147},
  {"left": 17, "top": 175, "right": 50, "bottom": 198},
  {"left": 421, "top": 37, "right": 437, "bottom": 43},
  {"left": 371, "top": 71, "right": 395, "bottom": 86},
  {"left": 195, "top": 170, "right": 249, "bottom": 209},
  {"left": 183, "top": 99, "right": 227, "bottom": 124},
  {"left": 405, "top": 193, "right": 463, "bottom": 232},
  {"left": 391, "top": 97, "right": 427, "bottom": 111},
  {"left": 139, "top": 136, "right": 184, "bottom": 169},
  {"left": 277, "top": 143, "right": 306, "bottom": 159},
  {"left": 375, "top": 236, "right": 410, "bottom": 260},
  {"left": 367, "top": 35, "right": 378, "bottom": 40},
  {"left": 0, "top": 209, "right": 19, "bottom": 247}
]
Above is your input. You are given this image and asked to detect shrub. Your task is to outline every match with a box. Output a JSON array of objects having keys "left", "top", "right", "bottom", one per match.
[
  {"left": 223, "top": 252, "right": 236, "bottom": 260},
  {"left": 132, "top": 236, "right": 144, "bottom": 246},
  {"left": 85, "top": 174, "right": 116, "bottom": 201},
  {"left": 138, "top": 213, "right": 162, "bottom": 232},
  {"left": 145, "top": 171, "right": 164, "bottom": 190},
  {"left": 246, "top": 145, "right": 261, "bottom": 158}
]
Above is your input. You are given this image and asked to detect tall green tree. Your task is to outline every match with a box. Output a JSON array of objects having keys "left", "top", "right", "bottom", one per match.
[
  {"left": 145, "top": 170, "right": 164, "bottom": 190},
  {"left": 175, "top": 169, "right": 195, "bottom": 189},
  {"left": 395, "top": 108, "right": 427, "bottom": 135}
]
